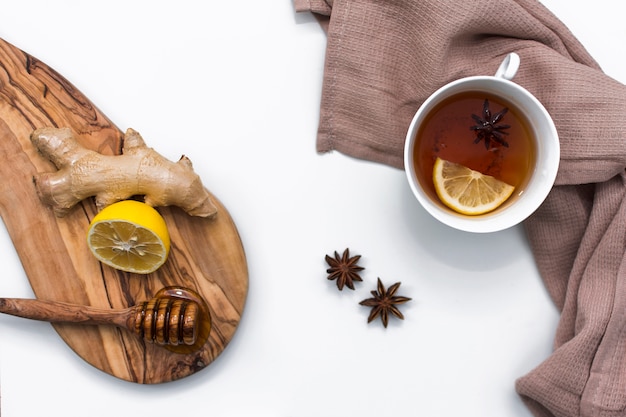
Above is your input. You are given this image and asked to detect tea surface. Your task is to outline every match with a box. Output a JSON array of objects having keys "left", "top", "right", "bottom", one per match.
[{"left": 413, "top": 92, "right": 535, "bottom": 205}]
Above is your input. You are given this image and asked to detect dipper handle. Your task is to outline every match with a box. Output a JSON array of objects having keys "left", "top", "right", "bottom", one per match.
[{"left": 0, "top": 297, "right": 133, "bottom": 326}]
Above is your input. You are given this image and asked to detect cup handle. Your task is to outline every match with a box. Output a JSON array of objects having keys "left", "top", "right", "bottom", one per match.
[{"left": 494, "top": 53, "right": 520, "bottom": 80}]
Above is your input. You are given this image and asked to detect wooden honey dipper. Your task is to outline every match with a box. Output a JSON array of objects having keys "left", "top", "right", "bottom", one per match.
[{"left": 0, "top": 286, "right": 211, "bottom": 354}]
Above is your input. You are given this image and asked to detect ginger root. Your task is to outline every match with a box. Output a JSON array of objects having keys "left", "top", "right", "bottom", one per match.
[{"left": 31, "top": 127, "right": 218, "bottom": 218}]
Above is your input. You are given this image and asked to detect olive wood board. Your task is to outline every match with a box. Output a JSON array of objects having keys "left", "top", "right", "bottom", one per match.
[{"left": 0, "top": 37, "right": 248, "bottom": 383}]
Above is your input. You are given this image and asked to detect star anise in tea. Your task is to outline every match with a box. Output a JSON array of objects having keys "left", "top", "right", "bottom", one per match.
[
  {"left": 359, "top": 278, "right": 411, "bottom": 328},
  {"left": 470, "top": 99, "right": 510, "bottom": 149},
  {"left": 325, "top": 248, "right": 364, "bottom": 291}
]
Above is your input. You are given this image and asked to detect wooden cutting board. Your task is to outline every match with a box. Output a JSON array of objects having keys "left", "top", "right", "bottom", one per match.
[{"left": 0, "top": 37, "right": 248, "bottom": 383}]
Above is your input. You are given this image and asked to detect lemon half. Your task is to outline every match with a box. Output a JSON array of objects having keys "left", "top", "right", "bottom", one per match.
[
  {"left": 87, "top": 200, "right": 170, "bottom": 274},
  {"left": 433, "top": 157, "right": 515, "bottom": 215}
]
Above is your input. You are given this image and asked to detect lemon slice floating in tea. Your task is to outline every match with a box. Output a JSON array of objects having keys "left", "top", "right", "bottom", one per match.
[
  {"left": 87, "top": 200, "right": 170, "bottom": 274},
  {"left": 432, "top": 157, "right": 515, "bottom": 215}
]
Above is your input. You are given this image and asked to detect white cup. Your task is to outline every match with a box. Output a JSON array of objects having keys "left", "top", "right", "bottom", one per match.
[{"left": 403, "top": 53, "right": 560, "bottom": 233}]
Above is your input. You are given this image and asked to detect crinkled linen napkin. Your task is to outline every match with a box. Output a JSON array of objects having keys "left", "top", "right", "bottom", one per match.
[{"left": 295, "top": 1, "right": 626, "bottom": 416}]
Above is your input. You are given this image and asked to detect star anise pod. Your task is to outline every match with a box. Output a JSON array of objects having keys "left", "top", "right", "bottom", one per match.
[
  {"left": 325, "top": 248, "right": 364, "bottom": 290},
  {"left": 470, "top": 99, "right": 510, "bottom": 149},
  {"left": 359, "top": 278, "right": 411, "bottom": 328}
]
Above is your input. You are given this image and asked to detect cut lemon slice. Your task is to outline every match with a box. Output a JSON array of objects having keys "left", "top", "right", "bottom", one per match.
[
  {"left": 433, "top": 157, "right": 515, "bottom": 215},
  {"left": 87, "top": 200, "right": 170, "bottom": 274}
]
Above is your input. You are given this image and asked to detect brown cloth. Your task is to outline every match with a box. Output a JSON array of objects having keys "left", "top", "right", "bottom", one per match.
[{"left": 295, "top": 1, "right": 626, "bottom": 416}]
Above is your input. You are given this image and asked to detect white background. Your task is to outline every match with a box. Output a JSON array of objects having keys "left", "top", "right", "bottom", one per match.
[{"left": 0, "top": 1, "right": 623, "bottom": 416}]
